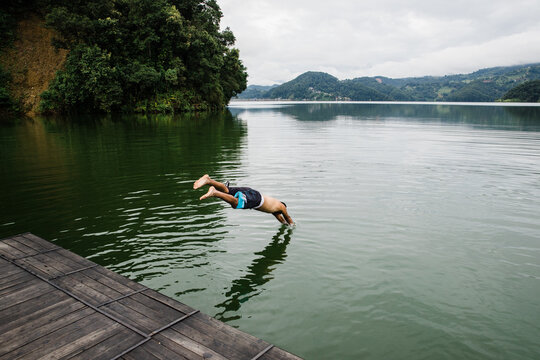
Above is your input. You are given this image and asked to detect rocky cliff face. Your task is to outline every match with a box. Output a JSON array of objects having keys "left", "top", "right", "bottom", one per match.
[{"left": 0, "top": 14, "right": 67, "bottom": 114}]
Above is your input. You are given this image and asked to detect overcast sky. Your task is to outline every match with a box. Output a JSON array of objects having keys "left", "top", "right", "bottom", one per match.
[{"left": 218, "top": 0, "right": 540, "bottom": 85}]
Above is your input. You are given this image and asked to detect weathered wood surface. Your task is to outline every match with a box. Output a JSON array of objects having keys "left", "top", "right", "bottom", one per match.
[{"left": 0, "top": 233, "right": 302, "bottom": 360}]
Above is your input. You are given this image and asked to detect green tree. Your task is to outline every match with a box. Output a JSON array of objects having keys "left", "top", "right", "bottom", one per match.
[
  {"left": 40, "top": 0, "right": 247, "bottom": 113},
  {"left": 41, "top": 45, "right": 123, "bottom": 112}
]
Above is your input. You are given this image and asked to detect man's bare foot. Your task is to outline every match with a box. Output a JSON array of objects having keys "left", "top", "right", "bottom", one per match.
[
  {"left": 200, "top": 186, "right": 216, "bottom": 200},
  {"left": 194, "top": 174, "right": 210, "bottom": 189}
]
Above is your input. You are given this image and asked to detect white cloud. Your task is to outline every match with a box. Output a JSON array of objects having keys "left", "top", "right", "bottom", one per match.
[
  {"left": 364, "top": 27, "right": 540, "bottom": 78},
  {"left": 218, "top": 0, "right": 540, "bottom": 84}
]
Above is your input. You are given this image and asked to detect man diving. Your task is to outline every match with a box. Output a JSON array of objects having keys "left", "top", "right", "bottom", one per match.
[{"left": 194, "top": 174, "right": 294, "bottom": 225}]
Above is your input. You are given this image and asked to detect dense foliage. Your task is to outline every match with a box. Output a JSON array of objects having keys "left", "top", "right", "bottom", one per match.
[
  {"left": 1, "top": 0, "right": 247, "bottom": 113},
  {"left": 501, "top": 80, "right": 540, "bottom": 102},
  {"left": 238, "top": 64, "right": 540, "bottom": 102},
  {"left": 40, "top": 0, "right": 247, "bottom": 113}
]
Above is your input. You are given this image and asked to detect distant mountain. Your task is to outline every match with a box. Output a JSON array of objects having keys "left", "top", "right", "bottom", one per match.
[
  {"left": 264, "top": 72, "right": 341, "bottom": 100},
  {"left": 237, "top": 63, "right": 540, "bottom": 102},
  {"left": 235, "top": 84, "right": 278, "bottom": 99}
]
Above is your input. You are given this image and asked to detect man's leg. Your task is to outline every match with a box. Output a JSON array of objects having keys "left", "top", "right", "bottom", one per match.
[
  {"left": 194, "top": 174, "right": 229, "bottom": 193},
  {"left": 200, "top": 186, "right": 238, "bottom": 207}
]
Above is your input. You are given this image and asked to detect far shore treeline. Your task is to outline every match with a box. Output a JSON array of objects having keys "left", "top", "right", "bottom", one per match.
[
  {"left": 238, "top": 65, "right": 540, "bottom": 103},
  {"left": 0, "top": 0, "right": 247, "bottom": 114}
]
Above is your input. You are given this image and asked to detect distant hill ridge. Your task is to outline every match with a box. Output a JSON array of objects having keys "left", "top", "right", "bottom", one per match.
[{"left": 238, "top": 63, "right": 540, "bottom": 102}]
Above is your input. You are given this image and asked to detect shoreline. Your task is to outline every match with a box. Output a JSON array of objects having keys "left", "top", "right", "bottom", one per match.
[{"left": 229, "top": 99, "right": 540, "bottom": 107}]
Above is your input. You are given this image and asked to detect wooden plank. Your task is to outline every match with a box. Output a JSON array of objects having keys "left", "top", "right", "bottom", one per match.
[
  {"left": 115, "top": 294, "right": 185, "bottom": 325},
  {"left": 0, "top": 295, "right": 81, "bottom": 338},
  {"left": 0, "top": 270, "right": 32, "bottom": 292},
  {"left": 6, "top": 312, "right": 115, "bottom": 360},
  {"left": 91, "top": 265, "right": 145, "bottom": 292},
  {"left": 20, "top": 233, "right": 59, "bottom": 251},
  {"left": 15, "top": 254, "right": 67, "bottom": 279},
  {"left": 32, "top": 317, "right": 123, "bottom": 360},
  {"left": 0, "top": 273, "right": 39, "bottom": 297},
  {"left": 100, "top": 301, "right": 161, "bottom": 335},
  {"left": 155, "top": 330, "right": 228, "bottom": 360},
  {"left": 0, "top": 292, "right": 72, "bottom": 334},
  {"left": 0, "top": 279, "right": 53, "bottom": 310},
  {"left": 0, "top": 259, "right": 26, "bottom": 275},
  {"left": 122, "top": 341, "right": 163, "bottom": 360},
  {"left": 0, "top": 240, "right": 28, "bottom": 259},
  {"left": 55, "top": 248, "right": 97, "bottom": 267},
  {"left": 137, "top": 339, "right": 184, "bottom": 360},
  {"left": 0, "top": 257, "right": 17, "bottom": 271},
  {"left": 0, "top": 264, "right": 29, "bottom": 283},
  {"left": 0, "top": 306, "right": 93, "bottom": 358},
  {"left": 172, "top": 312, "right": 270, "bottom": 360},
  {"left": 260, "top": 347, "right": 303, "bottom": 360},
  {"left": 130, "top": 292, "right": 186, "bottom": 318},
  {"left": 52, "top": 274, "right": 115, "bottom": 306},
  {"left": 34, "top": 251, "right": 81, "bottom": 274},
  {"left": 0, "top": 260, "right": 25, "bottom": 278},
  {"left": 166, "top": 324, "right": 253, "bottom": 360},
  {"left": 0, "top": 280, "right": 56, "bottom": 321},
  {"left": 1, "top": 237, "right": 38, "bottom": 257},
  {"left": 63, "top": 271, "right": 125, "bottom": 300},
  {"left": 68, "top": 327, "right": 144, "bottom": 360},
  {"left": 12, "top": 235, "right": 54, "bottom": 253},
  {"left": 0, "top": 260, "right": 10, "bottom": 274},
  {"left": 138, "top": 337, "right": 195, "bottom": 360},
  {"left": 44, "top": 249, "right": 96, "bottom": 274},
  {"left": 83, "top": 266, "right": 144, "bottom": 295},
  {"left": 142, "top": 287, "right": 196, "bottom": 314}
]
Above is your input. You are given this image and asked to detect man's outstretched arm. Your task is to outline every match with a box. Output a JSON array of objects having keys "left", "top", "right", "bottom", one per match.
[{"left": 273, "top": 213, "right": 287, "bottom": 224}]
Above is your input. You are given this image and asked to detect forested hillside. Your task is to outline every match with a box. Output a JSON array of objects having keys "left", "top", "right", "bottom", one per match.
[
  {"left": 0, "top": 0, "right": 247, "bottom": 114},
  {"left": 237, "top": 84, "right": 278, "bottom": 99},
  {"left": 238, "top": 64, "right": 540, "bottom": 102},
  {"left": 501, "top": 80, "right": 540, "bottom": 102}
]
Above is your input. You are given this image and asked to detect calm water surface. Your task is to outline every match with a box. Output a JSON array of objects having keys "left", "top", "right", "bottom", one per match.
[{"left": 1, "top": 102, "right": 540, "bottom": 359}]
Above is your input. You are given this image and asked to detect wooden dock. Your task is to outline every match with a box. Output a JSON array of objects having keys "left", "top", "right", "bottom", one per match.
[{"left": 0, "top": 233, "right": 301, "bottom": 360}]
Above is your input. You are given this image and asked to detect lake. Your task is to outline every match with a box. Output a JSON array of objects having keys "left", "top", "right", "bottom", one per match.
[{"left": 1, "top": 102, "right": 540, "bottom": 359}]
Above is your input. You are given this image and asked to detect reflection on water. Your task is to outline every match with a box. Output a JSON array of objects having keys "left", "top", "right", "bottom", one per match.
[
  {"left": 230, "top": 102, "right": 540, "bottom": 130},
  {"left": 0, "top": 112, "right": 247, "bottom": 266},
  {"left": 215, "top": 225, "right": 293, "bottom": 322}
]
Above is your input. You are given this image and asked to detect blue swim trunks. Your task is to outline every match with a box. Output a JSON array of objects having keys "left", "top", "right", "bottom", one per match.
[{"left": 227, "top": 186, "right": 264, "bottom": 209}]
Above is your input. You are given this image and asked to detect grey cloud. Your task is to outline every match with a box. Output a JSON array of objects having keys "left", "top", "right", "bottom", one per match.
[{"left": 219, "top": 0, "right": 540, "bottom": 84}]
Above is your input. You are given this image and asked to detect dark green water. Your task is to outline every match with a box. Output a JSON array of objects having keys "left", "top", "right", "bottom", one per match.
[{"left": 1, "top": 102, "right": 540, "bottom": 359}]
